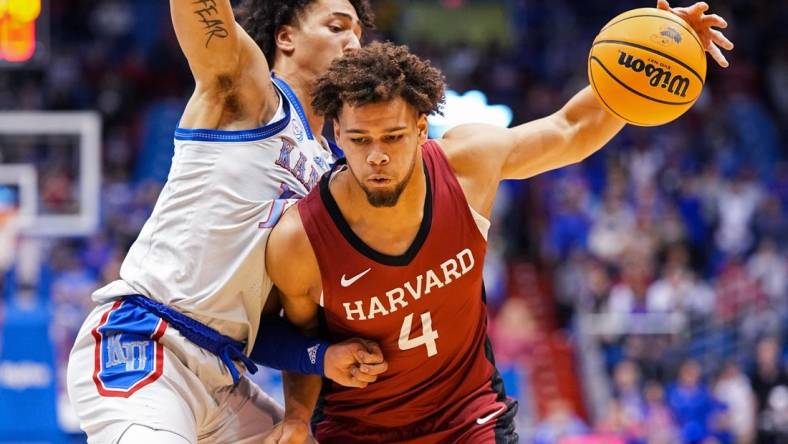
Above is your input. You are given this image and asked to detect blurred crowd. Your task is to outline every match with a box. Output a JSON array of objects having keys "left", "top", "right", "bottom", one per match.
[
  {"left": 474, "top": 1, "right": 787, "bottom": 443},
  {"left": 0, "top": 1, "right": 786, "bottom": 443}
]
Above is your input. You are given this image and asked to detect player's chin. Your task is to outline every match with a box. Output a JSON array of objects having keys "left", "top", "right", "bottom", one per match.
[{"left": 364, "top": 189, "right": 400, "bottom": 208}]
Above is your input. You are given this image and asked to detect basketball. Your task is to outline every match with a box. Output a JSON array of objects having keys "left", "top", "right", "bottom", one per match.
[{"left": 588, "top": 8, "right": 707, "bottom": 126}]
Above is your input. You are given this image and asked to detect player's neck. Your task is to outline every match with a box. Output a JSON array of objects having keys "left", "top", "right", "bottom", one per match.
[
  {"left": 332, "top": 166, "right": 428, "bottom": 256},
  {"left": 271, "top": 65, "right": 324, "bottom": 139}
]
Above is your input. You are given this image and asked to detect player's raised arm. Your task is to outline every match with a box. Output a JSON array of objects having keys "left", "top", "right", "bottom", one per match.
[
  {"left": 170, "top": 0, "right": 277, "bottom": 128},
  {"left": 448, "top": 3, "right": 731, "bottom": 178},
  {"left": 441, "top": 85, "right": 625, "bottom": 186}
]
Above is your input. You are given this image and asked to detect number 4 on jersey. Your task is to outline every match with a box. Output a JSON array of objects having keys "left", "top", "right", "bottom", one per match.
[{"left": 398, "top": 312, "right": 439, "bottom": 357}]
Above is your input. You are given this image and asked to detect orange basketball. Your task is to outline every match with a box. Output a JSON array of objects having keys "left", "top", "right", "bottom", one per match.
[{"left": 588, "top": 8, "right": 707, "bottom": 126}]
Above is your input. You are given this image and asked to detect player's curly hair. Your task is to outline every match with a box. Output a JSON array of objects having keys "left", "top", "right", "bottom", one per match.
[
  {"left": 312, "top": 41, "right": 446, "bottom": 120},
  {"left": 235, "top": 0, "right": 375, "bottom": 65}
]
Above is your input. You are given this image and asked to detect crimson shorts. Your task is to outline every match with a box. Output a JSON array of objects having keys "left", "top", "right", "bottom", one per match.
[{"left": 314, "top": 394, "right": 518, "bottom": 444}]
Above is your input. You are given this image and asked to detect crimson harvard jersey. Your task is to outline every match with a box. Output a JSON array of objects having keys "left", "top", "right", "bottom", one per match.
[{"left": 298, "top": 141, "right": 517, "bottom": 443}]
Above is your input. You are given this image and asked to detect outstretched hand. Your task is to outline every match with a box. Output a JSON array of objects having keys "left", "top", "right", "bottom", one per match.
[
  {"left": 657, "top": 0, "right": 734, "bottom": 67},
  {"left": 323, "top": 338, "right": 388, "bottom": 388}
]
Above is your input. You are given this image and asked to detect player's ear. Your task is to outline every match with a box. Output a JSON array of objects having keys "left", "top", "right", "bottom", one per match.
[
  {"left": 275, "top": 25, "right": 296, "bottom": 55},
  {"left": 417, "top": 114, "right": 428, "bottom": 143},
  {"left": 333, "top": 118, "right": 341, "bottom": 141}
]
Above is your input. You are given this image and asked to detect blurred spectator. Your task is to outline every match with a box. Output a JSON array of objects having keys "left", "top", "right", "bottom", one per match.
[
  {"left": 714, "top": 257, "right": 767, "bottom": 325},
  {"left": 646, "top": 247, "right": 694, "bottom": 314},
  {"left": 753, "top": 196, "right": 787, "bottom": 249},
  {"left": 596, "top": 398, "right": 644, "bottom": 444},
  {"left": 654, "top": 205, "right": 688, "bottom": 249},
  {"left": 533, "top": 399, "right": 589, "bottom": 444},
  {"left": 588, "top": 188, "right": 635, "bottom": 263},
  {"left": 612, "top": 361, "right": 645, "bottom": 422},
  {"left": 627, "top": 141, "right": 663, "bottom": 196},
  {"left": 646, "top": 244, "right": 718, "bottom": 320},
  {"left": 583, "top": 260, "right": 613, "bottom": 315},
  {"left": 642, "top": 381, "right": 680, "bottom": 444},
  {"left": 713, "top": 362, "right": 756, "bottom": 444},
  {"left": 490, "top": 297, "right": 541, "bottom": 366},
  {"left": 758, "top": 386, "right": 788, "bottom": 444},
  {"left": 746, "top": 239, "right": 787, "bottom": 307},
  {"left": 667, "top": 360, "right": 721, "bottom": 443},
  {"left": 555, "top": 249, "right": 591, "bottom": 312},
  {"left": 488, "top": 297, "right": 539, "bottom": 429},
  {"left": 749, "top": 337, "right": 788, "bottom": 444},
  {"left": 683, "top": 275, "right": 717, "bottom": 321},
  {"left": 714, "top": 174, "right": 763, "bottom": 257},
  {"left": 554, "top": 251, "right": 614, "bottom": 315},
  {"left": 607, "top": 257, "right": 652, "bottom": 314},
  {"left": 626, "top": 210, "right": 661, "bottom": 267},
  {"left": 547, "top": 185, "right": 591, "bottom": 261}
]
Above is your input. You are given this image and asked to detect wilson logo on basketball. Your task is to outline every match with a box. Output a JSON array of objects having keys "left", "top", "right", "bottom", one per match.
[{"left": 617, "top": 51, "right": 691, "bottom": 97}]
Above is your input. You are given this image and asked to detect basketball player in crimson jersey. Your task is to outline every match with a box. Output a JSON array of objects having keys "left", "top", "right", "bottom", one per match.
[{"left": 264, "top": 2, "right": 732, "bottom": 443}]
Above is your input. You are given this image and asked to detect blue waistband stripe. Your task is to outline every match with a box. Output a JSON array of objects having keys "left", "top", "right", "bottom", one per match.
[{"left": 123, "top": 295, "right": 257, "bottom": 384}]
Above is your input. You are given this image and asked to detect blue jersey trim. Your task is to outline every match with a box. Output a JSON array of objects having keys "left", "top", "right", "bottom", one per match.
[
  {"left": 272, "top": 74, "right": 315, "bottom": 141},
  {"left": 173, "top": 90, "right": 291, "bottom": 142}
]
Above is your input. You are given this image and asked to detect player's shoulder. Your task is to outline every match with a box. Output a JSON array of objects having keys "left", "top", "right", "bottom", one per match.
[
  {"left": 266, "top": 203, "right": 320, "bottom": 295},
  {"left": 268, "top": 203, "right": 310, "bottom": 257},
  {"left": 433, "top": 125, "right": 510, "bottom": 217},
  {"left": 441, "top": 122, "right": 498, "bottom": 143},
  {"left": 435, "top": 123, "right": 509, "bottom": 175}
]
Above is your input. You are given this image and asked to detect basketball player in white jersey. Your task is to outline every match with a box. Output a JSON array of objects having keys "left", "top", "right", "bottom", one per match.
[{"left": 66, "top": 1, "right": 383, "bottom": 443}]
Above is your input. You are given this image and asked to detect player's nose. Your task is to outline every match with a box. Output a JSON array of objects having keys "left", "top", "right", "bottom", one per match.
[
  {"left": 366, "top": 148, "right": 389, "bottom": 166},
  {"left": 344, "top": 33, "right": 361, "bottom": 52}
]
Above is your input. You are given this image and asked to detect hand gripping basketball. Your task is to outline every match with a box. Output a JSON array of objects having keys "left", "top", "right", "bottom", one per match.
[
  {"left": 588, "top": 1, "right": 733, "bottom": 126},
  {"left": 657, "top": 0, "right": 734, "bottom": 68}
]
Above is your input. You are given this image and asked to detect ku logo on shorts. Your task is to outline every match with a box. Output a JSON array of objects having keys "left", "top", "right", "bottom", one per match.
[{"left": 90, "top": 300, "right": 168, "bottom": 398}]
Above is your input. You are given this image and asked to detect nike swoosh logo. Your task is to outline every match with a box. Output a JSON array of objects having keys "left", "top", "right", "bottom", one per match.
[
  {"left": 340, "top": 268, "right": 372, "bottom": 287},
  {"left": 476, "top": 405, "right": 507, "bottom": 425}
]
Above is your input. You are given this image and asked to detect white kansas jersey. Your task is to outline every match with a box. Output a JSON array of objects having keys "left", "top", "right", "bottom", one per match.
[{"left": 92, "top": 77, "right": 335, "bottom": 347}]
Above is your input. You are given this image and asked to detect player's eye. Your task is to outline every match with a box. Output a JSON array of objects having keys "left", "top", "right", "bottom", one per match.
[
  {"left": 329, "top": 25, "right": 343, "bottom": 33},
  {"left": 350, "top": 137, "right": 368, "bottom": 144},
  {"left": 383, "top": 135, "right": 403, "bottom": 143}
]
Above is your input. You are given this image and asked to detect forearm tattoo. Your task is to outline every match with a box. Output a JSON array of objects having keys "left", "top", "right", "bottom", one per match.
[{"left": 192, "top": 0, "right": 229, "bottom": 48}]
